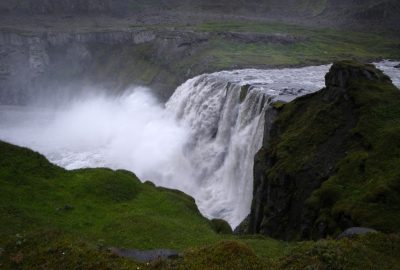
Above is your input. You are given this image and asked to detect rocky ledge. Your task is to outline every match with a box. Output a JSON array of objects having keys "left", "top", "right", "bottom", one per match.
[{"left": 242, "top": 60, "right": 400, "bottom": 240}]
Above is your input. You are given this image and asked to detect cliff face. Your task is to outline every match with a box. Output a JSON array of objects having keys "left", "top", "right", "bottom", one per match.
[
  {"left": 247, "top": 61, "right": 400, "bottom": 240},
  {"left": 0, "top": 28, "right": 309, "bottom": 104},
  {"left": 0, "top": 30, "right": 212, "bottom": 104}
]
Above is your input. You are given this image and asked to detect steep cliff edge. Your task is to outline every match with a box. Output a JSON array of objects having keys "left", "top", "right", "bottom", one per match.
[{"left": 247, "top": 61, "right": 400, "bottom": 240}]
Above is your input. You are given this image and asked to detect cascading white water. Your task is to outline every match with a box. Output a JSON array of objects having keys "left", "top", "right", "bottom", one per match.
[
  {"left": 165, "top": 65, "right": 334, "bottom": 227},
  {"left": 0, "top": 61, "right": 399, "bottom": 228},
  {"left": 166, "top": 80, "right": 267, "bottom": 226}
]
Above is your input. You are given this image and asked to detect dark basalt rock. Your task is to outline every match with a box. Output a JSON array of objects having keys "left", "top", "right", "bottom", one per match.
[
  {"left": 395, "top": 64, "right": 400, "bottom": 69},
  {"left": 244, "top": 60, "right": 400, "bottom": 240}
]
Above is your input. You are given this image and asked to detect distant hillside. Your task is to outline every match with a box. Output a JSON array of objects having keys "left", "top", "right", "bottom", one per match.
[{"left": 1, "top": 0, "right": 399, "bottom": 32}]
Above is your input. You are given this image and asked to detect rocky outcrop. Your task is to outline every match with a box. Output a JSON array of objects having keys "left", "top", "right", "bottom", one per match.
[{"left": 245, "top": 61, "right": 400, "bottom": 240}]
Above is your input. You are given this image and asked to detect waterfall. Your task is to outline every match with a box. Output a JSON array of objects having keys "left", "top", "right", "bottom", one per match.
[
  {"left": 1, "top": 61, "right": 398, "bottom": 229},
  {"left": 166, "top": 65, "right": 332, "bottom": 228}
]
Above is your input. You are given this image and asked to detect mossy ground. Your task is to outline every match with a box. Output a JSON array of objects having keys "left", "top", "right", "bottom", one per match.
[
  {"left": 0, "top": 140, "right": 286, "bottom": 268},
  {"left": 1, "top": 139, "right": 400, "bottom": 269},
  {"left": 0, "top": 141, "right": 217, "bottom": 251}
]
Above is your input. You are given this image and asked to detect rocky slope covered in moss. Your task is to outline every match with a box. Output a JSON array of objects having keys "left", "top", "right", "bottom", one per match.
[{"left": 246, "top": 61, "right": 400, "bottom": 240}]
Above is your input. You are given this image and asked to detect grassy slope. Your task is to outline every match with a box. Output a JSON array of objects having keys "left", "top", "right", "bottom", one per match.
[
  {"left": 0, "top": 141, "right": 217, "bottom": 250},
  {"left": 188, "top": 21, "right": 400, "bottom": 69},
  {"left": 0, "top": 140, "right": 288, "bottom": 268},
  {"left": 1, "top": 137, "right": 400, "bottom": 269}
]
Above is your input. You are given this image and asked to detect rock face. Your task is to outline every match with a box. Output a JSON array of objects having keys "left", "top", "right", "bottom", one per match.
[
  {"left": 0, "top": 30, "right": 210, "bottom": 104},
  {"left": 246, "top": 61, "right": 400, "bottom": 240},
  {"left": 0, "top": 27, "right": 311, "bottom": 104}
]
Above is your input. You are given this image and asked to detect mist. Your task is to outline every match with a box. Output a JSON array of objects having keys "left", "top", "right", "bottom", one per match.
[{"left": 0, "top": 86, "right": 195, "bottom": 193}]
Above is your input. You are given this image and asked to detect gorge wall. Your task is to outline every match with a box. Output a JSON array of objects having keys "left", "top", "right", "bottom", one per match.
[
  {"left": 0, "top": 28, "right": 307, "bottom": 104},
  {"left": 245, "top": 61, "right": 400, "bottom": 240},
  {"left": 0, "top": 29, "right": 211, "bottom": 104}
]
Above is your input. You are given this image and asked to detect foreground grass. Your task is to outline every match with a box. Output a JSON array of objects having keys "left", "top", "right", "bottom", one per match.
[
  {"left": 0, "top": 141, "right": 219, "bottom": 250},
  {"left": 1, "top": 140, "right": 400, "bottom": 269},
  {"left": 0, "top": 140, "right": 288, "bottom": 268}
]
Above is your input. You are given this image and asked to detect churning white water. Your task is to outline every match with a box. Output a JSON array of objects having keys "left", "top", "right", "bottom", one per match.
[{"left": 0, "top": 61, "right": 399, "bottom": 228}]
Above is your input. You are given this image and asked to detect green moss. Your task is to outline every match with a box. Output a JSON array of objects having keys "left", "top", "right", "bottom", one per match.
[
  {"left": 272, "top": 101, "right": 287, "bottom": 110},
  {"left": 210, "top": 219, "right": 233, "bottom": 234},
  {"left": 81, "top": 169, "right": 142, "bottom": 203},
  {"left": 259, "top": 62, "right": 400, "bottom": 238},
  {"left": 153, "top": 234, "right": 400, "bottom": 269},
  {"left": 277, "top": 233, "right": 400, "bottom": 270},
  {"left": 1, "top": 140, "right": 400, "bottom": 268},
  {"left": 155, "top": 241, "right": 264, "bottom": 270},
  {"left": 0, "top": 230, "right": 143, "bottom": 270},
  {"left": 0, "top": 141, "right": 217, "bottom": 251}
]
